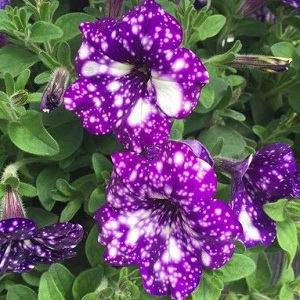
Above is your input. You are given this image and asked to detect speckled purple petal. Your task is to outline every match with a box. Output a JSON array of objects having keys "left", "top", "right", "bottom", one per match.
[
  {"left": 150, "top": 48, "right": 209, "bottom": 119},
  {"left": 6, "top": 242, "right": 35, "bottom": 273},
  {"left": 114, "top": 101, "right": 171, "bottom": 153},
  {"left": 35, "top": 223, "right": 83, "bottom": 250},
  {"left": 139, "top": 221, "right": 201, "bottom": 300},
  {"left": 180, "top": 139, "right": 214, "bottom": 166},
  {"left": 281, "top": 0, "right": 300, "bottom": 10},
  {"left": 183, "top": 199, "right": 242, "bottom": 269},
  {"left": 117, "top": 0, "right": 182, "bottom": 63},
  {"left": 95, "top": 205, "right": 201, "bottom": 300},
  {"left": 146, "top": 141, "right": 217, "bottom": 210},
  {"left": 0, "top": 218, "right": 37, "bottom": 240},
  {"left": 64, "top": 74, "right": 139, "bottom": 135},
  {"left": 231, "top": 184, "right": 276, "bottom": 247},
  {"left": 246, "top": 143, "right": 296, "bottom": 197},
  {"left": 111, "top": 152, "right": 149, "bottom": 197},
  {"left": 292, "top": 164, "right": 300, "bottom": 197},
  {"left": 0, "top": 243, "right": 12, "bottom": 274}
]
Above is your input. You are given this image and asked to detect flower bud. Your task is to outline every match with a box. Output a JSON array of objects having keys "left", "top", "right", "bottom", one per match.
[
  {"left": 10, "top": 90, "right": 28, "bottom": 106},
  {"left": 105, "top": 0, "right": 124, "bottom": 18},
  {"left": 40, "top": 67, "right": 70, "bottom": 113},
  {"left": 229, "top": 55, "right": 292, "bottom": 73},
  {"left": 237, "top": 0, "right": 270, "bottom": 15},
  {"left": 1, "top": 186, "right": 26, "bottom": 219}
]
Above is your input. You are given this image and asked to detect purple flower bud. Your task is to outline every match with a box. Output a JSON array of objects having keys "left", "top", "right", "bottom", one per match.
[
  {"left": 237, "top": 0, "right": 270, "bottom": 15},
  {"left": 229, "top": 55, "right": 292, "bottom": 73},
  {"left": 105, "top": 0, "right": 124, "bottom": 18},
  {"left": 40, "top": 67, "right": 70, "bottom": 113},
  {"left": 1, "top": 187, "right": 26, "bottom": 219}
]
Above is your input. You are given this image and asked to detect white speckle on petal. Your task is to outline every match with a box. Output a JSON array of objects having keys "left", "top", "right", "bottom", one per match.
[
  {"left": 127, "top": 98, "right": 151, "bottom": 126},
  {"left": 239, "top": 210, "right": 261, "bottom": 241},
  {"left": 151, "top": 76, "right": 183, "bottom": 117},
  {"left": 201, "top": 251, "right": 211, "bottom": 266}
]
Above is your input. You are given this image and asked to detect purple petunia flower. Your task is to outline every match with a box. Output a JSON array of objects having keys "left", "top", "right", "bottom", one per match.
[
  {"left": 95, "top": 141, "right": 242, "bottom": 300},
  {"left": 0, "top": 187, "right": 84, "bottom": 275},
  {"left": 64, "top": 0, "right": 209, "bottom": 153},
  {"left": 216, "top": 143, "right": 300, "bottom": 247},
  {"left": 281, "top": 0, "right": 300, "bottom": 9}
]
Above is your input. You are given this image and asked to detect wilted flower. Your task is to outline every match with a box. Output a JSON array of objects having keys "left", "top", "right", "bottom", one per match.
[
  {"left": 95, "top": 141, "right": 241, "bottom": 300},
  {"left": 215, "top": 143, "right": 300, "bottom": 247},
  {"left": 64, "top": 0, "right": 209, "bottom": 153},
  {"left": 40, "top": 67, "right": 70, "bottom": 113},
  {"left": 0, "top": 187, "right": 83, "bottom": 275}
]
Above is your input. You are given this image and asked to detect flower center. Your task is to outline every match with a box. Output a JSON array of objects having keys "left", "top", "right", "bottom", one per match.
[
  {"left": 153, "top": 198, "right": 181, "bottom": 226},
  {"left": 137, "top": 64, "right": 151, "bottom": 81}
]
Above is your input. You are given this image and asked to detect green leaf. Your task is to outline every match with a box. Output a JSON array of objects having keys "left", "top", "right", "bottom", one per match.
[
  {"left": 271, "top": 42, "right": 295, "bottom": 60},
  {"left": 219, "top": 254, "right": 256, "bottom": 282},
  {"left": 88, "top": 187, "right": 105, "bottom": 214},
  {"left": 85, "top": 225, "right": 105, "bottom": 267},
  {"left": 199, "top": 125, "right": 246, "bottom": 159},
  {"left": 192, "top": 273, "right": 222, "bottom": 300},
  {"left": 72, "top": 267, "right": 104, "bottom": 300},
  {"left": 170, "top": 119, "right": 184, "bottom": 140},
  {"left": 30, "top": 21, "right": 63, "bottom": 43},
  {"left": 198, "top": 84, "right": 215, "bottom": 110},
  {"left": 18, "top": 182, "right": 37, "bottom": 197},
  {"left": 36, "top": 167, "right": 69, "bottom": 211},
  {"left": 246, "top": 252, "right": 272, "bottom": 290},
  {"left": 55, "top": 13, "right": 96, "bottom": 42},
  {"left": 38, "top": 272, "right": 64, "bottom": 300},
  {"left": 8, "top": 110, "right": 59, "bottom": 156},
  {"left": 26, "top": 207, "right": 59, "bottom": 228},
  {"left": 195, "top": 14, "right": 226, "bottom": 41},
  {"left": 48, "top": 120, "right": 84, "bottom": 161},
  {"left": 92, "top": 153, "right": 113, "bottom": 181},
  {"left": 60, "top": 199, "right": 82, "bottom": 222},
  {"left": 288, "top": 84, "right": 300, "bottom": 114},
  {"left": 4, "top": 73, "right": 15, "bottom": 96},
  {"left": 7, "top": 285, "right": 37, "bottom": 300},
  {"left": 0, "top": 45, "right": 39, "bottom": 78},
  {"left": 264, "top": 199, "right": 287, "bottom": 222},
  {"left": 279, "top": 284, "right": 294, "bottom": 300},
  {"left": 47, "top": 264, "right": 75, "bottom": 300},
  {"left": 277, "top": 218, "right": 297, "bottom": 267},
  {"left": 15, "top": 69, "right": 31, "bottom": 91},
  {"left": 56, "top": 42, "right": 72, "bottom": 68}
]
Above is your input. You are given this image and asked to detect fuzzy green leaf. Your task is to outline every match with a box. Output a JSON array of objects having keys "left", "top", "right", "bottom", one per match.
[{"left": 8, "top": 111, "right": 59, "bottom": 156}]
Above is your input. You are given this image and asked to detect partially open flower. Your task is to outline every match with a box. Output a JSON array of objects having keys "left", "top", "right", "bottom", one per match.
[
  {"left": 64, "top": 0, "right": 209, "bottom": 153},
  {"left": 95, "top": 141, "right": 241, "bottom": 300},
  {"left": 40, "top": 67, "right": 70, "bottom": 113},
  {"left": 215, "top": 143, "right": 300, "bottom": 247},
  {"left": 0, "top": 187, "right": 83, "bottom": 275}
]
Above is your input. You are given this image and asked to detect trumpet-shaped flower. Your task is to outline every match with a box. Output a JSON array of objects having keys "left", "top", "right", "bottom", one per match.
[
  {"left": 217, "top": 143, "right": 300, "bottom": 247},
  {"left": 95, "top": 141, "right": 241, "bottom": 300},
  {"left": 0, "top": 187, "right": 84, "bottom": 275},
  {"left": 64, "top": 0, "right": 209, "bottom": 153}
]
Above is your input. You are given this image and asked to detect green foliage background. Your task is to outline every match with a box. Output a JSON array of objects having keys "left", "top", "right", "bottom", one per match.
[{"left": 0, "top": 0, "right": 299, "bottom": 299}]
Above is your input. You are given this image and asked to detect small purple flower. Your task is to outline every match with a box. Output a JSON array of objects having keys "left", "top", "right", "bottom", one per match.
[
  {"left": 64, "top": 0, "right": 209, "bottom": 153},
  {"left": 0, "top": 0, "right": 9, "bottom": 48},
  {"left": 0, "top": 187, "right": 84, "bottom": 275},
  {"left": 216, "top": 144, "right": 300, "bottom": 247},
  {"left": 281, "top": 0, "right": 300, "bottom": 10},
  {"left": 95, "top": 141, "right": 241, "bottom": 300}
]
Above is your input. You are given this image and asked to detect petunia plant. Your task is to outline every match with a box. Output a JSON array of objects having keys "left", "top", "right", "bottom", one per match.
[{"left": 0, "top": 0, "right": 300, "bottom": 299}]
